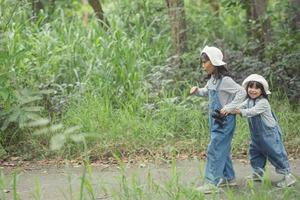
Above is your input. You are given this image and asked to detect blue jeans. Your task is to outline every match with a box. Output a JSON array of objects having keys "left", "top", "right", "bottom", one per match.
[
  {"left": 248, "top": 112, "right": 290, "bottom": 174},
  {"left": 204, "top": 81, "right": 236, "bottom": 185}
]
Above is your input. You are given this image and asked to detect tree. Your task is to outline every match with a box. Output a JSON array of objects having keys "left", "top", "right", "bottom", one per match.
[
  {"left": 208, "top": 0, "right": 221, "bottom": 39},
  {"left": 32, "top": 0, "right": 44, "bottom": 19},
  {"left": 88, "top": 0, "right": 109, "bottom": 27},
  {"left": 82, "top": 0, "right": 89, "bottom": 24},
  {"left": 165, "top": 0, "right": 187, "bottom": 66},
  {"left": 48, "top": 0, "right": 55, "bottom": 16},
  {"left": 289, "top": 0, "right": 300, "bottom": 32},
  {"left": 243, "top": 0, "right": 271, "bottom": 57}
]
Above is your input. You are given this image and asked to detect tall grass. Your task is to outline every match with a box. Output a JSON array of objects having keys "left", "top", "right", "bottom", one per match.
[{"left": 0, "top": 0, "right": 299, "bottom": 159}]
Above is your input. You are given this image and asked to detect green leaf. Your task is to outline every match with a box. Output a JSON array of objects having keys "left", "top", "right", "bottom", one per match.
[
  {"left": 0, "top": 51, "right": 9, "bottom": 62},
  {"left": 1, "top": 119, "right": 10, "bottom": 131},
  {"left": 50, "top": 134, "right": 66, "bottom": 150},
  {"left": 26, "top": 113, "right": 42, "bottom": 121},
  {"left": 63, "top": 126, "right": 81, "bottom": 135},
  {"left": 0, "top": 89, "right": 10, "bottom": 101},
  {"left": 8, "top": 109, "right": 21, "bottom": 123},
  {"left": 38, "top": 89, "right": 55, "bottom": 95},
  {"left": 33, "top": 127, "right": 51, "bottom": 135},
  {"left": 49, "top": 124, "right": 64, "bottom": 132},
  {"left": 23, "top": 106, "right": 43, "bottom": 112},
  {"left": 18, "top": 114, "right": 28, "bottom": 128},
  {"left": 19, "top": 96, "right": 42, "bottom": 105},
  {"left": 70, "top": 134, "right": 85, "bottom": 143},
  {"left": 26, "top": 118, "right": 50, "bottom": 127}
]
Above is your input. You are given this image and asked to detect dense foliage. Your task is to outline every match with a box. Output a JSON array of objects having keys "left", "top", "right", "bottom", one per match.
[{"left": 0, "top": 0, "right": 299, "bottom": 159}]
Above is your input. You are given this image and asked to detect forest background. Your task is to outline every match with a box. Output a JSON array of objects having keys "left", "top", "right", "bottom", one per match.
[{"left": 0, "top": 0, "right": 299, "bottom": 162}]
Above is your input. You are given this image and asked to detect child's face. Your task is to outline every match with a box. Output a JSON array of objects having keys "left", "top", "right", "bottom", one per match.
[
  {"left": 201, "top": 59, "right": 215, "bottom": 74},
  {"left": 247, "top": 84, "right": 262, "bottom": 99}
]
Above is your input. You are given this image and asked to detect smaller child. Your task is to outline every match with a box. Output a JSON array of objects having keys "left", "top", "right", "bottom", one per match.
[{"left": 232, "top": 74, "right": 297, "bottom": 187}]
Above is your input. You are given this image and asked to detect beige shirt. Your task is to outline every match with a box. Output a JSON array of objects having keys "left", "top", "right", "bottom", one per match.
[
  {"left": 239, "top": 97, "right": 277, "bottom": 127},
  {"left": 196, "top": 76, "right": 246, "bottom": 112}
]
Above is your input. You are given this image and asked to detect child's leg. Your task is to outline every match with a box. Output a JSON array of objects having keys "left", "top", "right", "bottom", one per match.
[
  {"left": 263, "top": 133, "right": 290, "bottom": 174},
  {"left": 249, "top": 141, "right": 267, "bottom": 174},
  {"left": 223, "top": 155, "right": 235, "bottom": 180},
  {"left": 258, "top": 125, "right": 290, "bottom": 173},
  {"left": 205, "top": 127, "right": 235, "bottom": 184},
  {"left": 265, "top": 131, "right": 297, "bottom": 187}
]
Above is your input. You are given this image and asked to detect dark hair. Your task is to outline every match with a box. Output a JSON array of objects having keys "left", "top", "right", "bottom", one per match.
[
  {"left": 201, "top": 53, "right": 232, "bottom": 80},
  {"left": 246, "top": 81, "right": 268, "bottom": 99}
]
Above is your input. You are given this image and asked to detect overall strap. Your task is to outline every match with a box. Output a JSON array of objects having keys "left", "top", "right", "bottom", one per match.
[
  {"left": 215, "top": 77, "right": 223, "bottom": 91},
  {"left": 271, "top": 111, "right": 278, "bottom": 122},
  {"left": 247, "top": 99, "right": 255, "bottom": 107}
]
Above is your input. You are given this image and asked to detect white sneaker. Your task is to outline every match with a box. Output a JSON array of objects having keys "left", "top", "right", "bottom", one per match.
[
  {"left": 276, "top": 173, "right": 297, "bottom": 188},
  {"left": 246, "top": 172, "right": 264, "bottom": 182},
  {"left": 195, "top": 183, "right": 219, "bottom": 194},
  {"left": 217, "top": 178, "right": 238, "bottom": 187}
]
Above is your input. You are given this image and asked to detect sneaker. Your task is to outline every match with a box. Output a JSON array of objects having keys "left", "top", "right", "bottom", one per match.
[
  {"left": 246, "top": 172, "right": 264, "bottom": 182},
  {"left": 217, "top": 178, "right": 238, "bottom": 187},
  {"left": 195, "top": 183, "right": 219, "bottom": 194},
  {"left": 276, "top": 173, "right": 297, "bottom": 188}
]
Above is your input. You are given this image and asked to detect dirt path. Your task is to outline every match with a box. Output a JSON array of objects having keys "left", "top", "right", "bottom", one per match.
[{"left": 1, "top": 159, "right": 300, "bottom": 200}]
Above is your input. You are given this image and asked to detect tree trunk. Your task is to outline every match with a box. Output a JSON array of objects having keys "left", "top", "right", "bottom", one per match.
[
  {"left": 48, "top": 0, "right": 55, "bottom": 16},
  {"left": 244, "top": 0, "right": 271, "bottom": 57},
  {"left": 165, "top": 0, "right": 187, "bottom": 67},
  {"left": 32, "top": 0, "right": 44, "bottom": 19},
  {"left": 289, "top": 0, "right": 300, "bottom": 32},
  {"left": 209, "top": 0, "right": 221, "bottom": 38},
  {"left": 82, "top": 0, "right": 89, "bottom": 24},
  {"left": 209, "top": 0, "right": 220, "bottom": 17},
  {"left": 88, "top": 0, "right": 109, "bottom": 27}
]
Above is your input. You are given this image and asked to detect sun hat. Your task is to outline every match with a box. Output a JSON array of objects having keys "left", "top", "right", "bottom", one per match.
[
  {"left": 201, "top": 46, "right": 226, "bottom": 66},
  {"left": 242, "top": 74, "right": 271, "bottom": 94}
]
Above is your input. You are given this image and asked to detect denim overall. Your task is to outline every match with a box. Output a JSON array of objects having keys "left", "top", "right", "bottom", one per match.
[
  {"left": 205, "top": 78, "right": 236, "bottom": 185},
  {"left": 247, "top": 100, "right": 290, "bottom": 175}
]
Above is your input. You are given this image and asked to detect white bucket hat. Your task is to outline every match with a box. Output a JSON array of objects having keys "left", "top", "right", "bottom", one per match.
[
  {"left": 242, "top": 74, "right": 271, "bottom": 94},
  {"left": 201, "top": 46, "right": 226, "bottom": 66}
]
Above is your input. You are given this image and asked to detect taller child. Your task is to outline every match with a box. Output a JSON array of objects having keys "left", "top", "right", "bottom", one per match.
[{"left": 190, "top": 46, "right": 246, "bottom": 193}]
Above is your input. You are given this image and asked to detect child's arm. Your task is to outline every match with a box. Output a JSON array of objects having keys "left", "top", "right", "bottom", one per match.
[
  {"left": 238, "top": 99, "right": 270, "bottom": 117},
  {"left": 220, "top": 77, "right": 246, "bottom": 114},
  {"left": 230, "top": 100, "right": 248, "bottom": 114},
  {"left": 190, "top": 83, "right": 208, "bottom": 96}
]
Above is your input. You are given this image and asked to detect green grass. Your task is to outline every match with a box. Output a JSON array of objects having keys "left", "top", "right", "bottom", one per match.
[
  {"left": 0, "top": 0, "right": 299, "bottom": 198},
  {"left": 59, "top": 91, "right": 209, "bottom": 158},
  {"left": 57, "top": 89, "right": 299, "bottom": 160},
  {"left": 0, "top": 0, "right": 299, "bottom": 161}
]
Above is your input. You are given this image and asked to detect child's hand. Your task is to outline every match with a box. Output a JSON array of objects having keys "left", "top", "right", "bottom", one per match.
[
  {"left": 190, "top": 87, "right": 198, "bottom": 95},
  {"left": 219, "top": 108, "right": 229, "bottom": 116},
  {"left": 231, "top": 109, "right": 241, "bottom": 114}
]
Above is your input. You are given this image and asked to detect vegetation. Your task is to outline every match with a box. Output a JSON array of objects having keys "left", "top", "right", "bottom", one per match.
[{"left": 0, "top": 0, "right": 299, "bottom": 161}]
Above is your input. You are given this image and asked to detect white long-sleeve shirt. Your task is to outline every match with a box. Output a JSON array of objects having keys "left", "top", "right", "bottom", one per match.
[
  {"left": 195, "top": 76, "right": 246, "bottom": 112},
  {"left": 239, "top": 97, "right": 277, "bottom": 127}
]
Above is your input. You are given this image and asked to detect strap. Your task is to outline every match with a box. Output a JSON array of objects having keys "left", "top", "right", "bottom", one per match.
[{"left": 216, "top": 77, "right": 223, "bottom": 91}]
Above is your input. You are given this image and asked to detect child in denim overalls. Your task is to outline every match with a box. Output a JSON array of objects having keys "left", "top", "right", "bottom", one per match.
[
  {"left": 232, "top": 74, "right": 297, "bottom": 188},
  {"left": 190, "top": 46, "right": 246, "bottom": 193}
]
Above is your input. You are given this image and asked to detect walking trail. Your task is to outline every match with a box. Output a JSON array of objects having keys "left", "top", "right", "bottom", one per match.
[{"left": 1, "top": 159, "right": 300, "bottom": 199}]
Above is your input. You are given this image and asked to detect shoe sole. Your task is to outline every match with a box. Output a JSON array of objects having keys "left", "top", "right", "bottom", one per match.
[
  {"left": 246, "top": 177, "right": 263, "bottom": 182},
  {"left": 196, "top": 187, "right": 220, "bottom": 194},
  {"left": 218, "top": 182, "right": 238, "bottom": 187},
  {"left": 203, "top": 189, "right": 220, "bottom": 194},
  {"left": 276, "top": 180, "right": 297, "bottom": 188}
]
